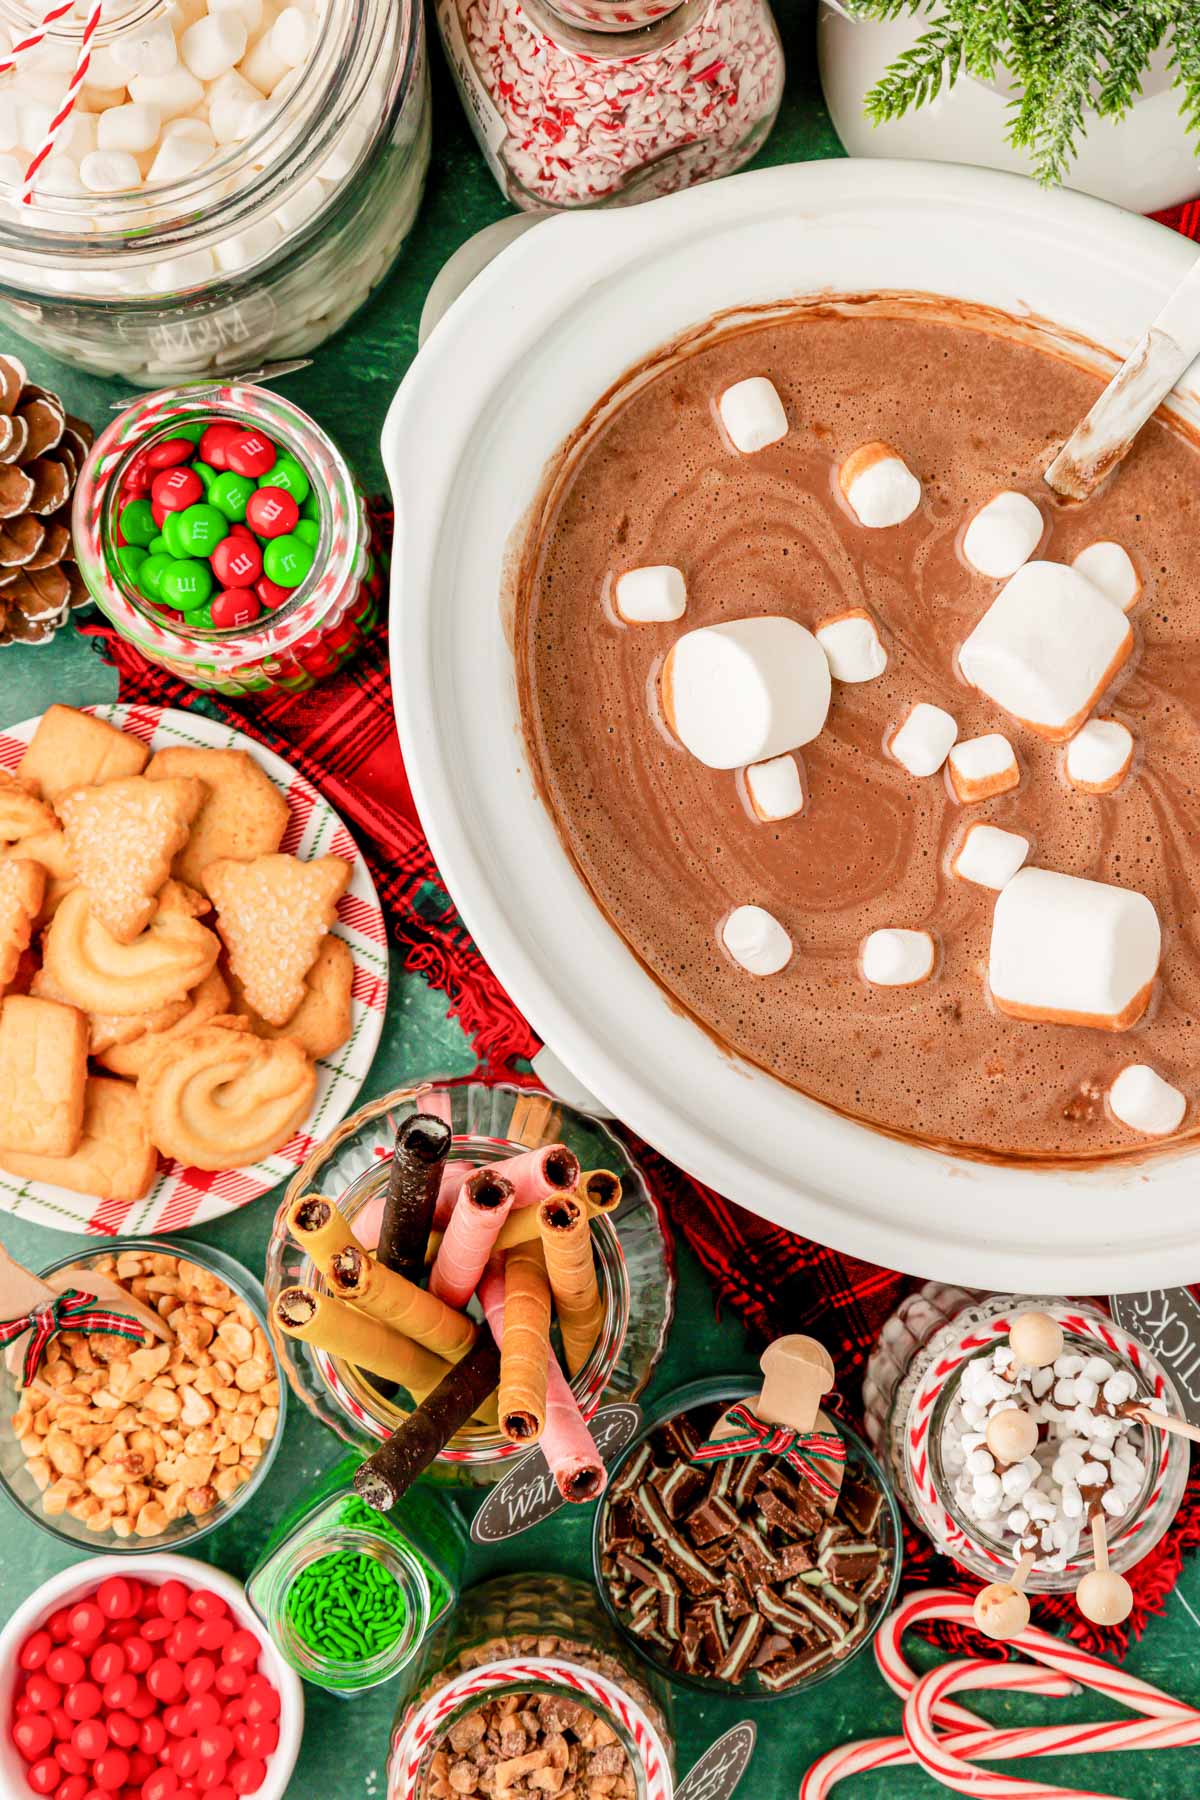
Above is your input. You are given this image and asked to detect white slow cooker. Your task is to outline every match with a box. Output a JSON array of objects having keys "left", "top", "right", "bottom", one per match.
[{"left": 383, "top": 159, "right": 1200, "bottom": 1294}]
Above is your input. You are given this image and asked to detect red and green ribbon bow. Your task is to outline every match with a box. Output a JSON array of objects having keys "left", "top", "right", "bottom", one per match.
[
  {"left": 692, "top": 1401, "right": 847, "bottom": 1501},
  {"left": 0, "top": 1290, "right": 145, "bottom": 1387}
]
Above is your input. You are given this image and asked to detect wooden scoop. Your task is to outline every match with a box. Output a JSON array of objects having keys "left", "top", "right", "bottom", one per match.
[
  {"left": 709, "top": 1334, "right": 844, "bottom": 1511},
  {"left": 1045, "top": 253, "right": 1200, "bottom": 499}
]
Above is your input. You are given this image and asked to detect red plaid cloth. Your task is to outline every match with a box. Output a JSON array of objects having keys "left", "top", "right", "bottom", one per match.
[{"left": 81, "top": 179, "right": 1200, "bottom": 1654}]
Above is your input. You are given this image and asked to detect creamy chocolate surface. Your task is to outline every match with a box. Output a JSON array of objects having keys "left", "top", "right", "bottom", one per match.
[{"left": 515, "top": 303, "right": 1200, "bottom": 1161}]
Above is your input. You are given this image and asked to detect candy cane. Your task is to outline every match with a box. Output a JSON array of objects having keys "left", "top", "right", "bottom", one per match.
[
  {"left": 799, "top": 1589, "right": 1200, "bottom": 1799},
  {"left": 18, "top": 0, "right": 103, "bottom": 201}
]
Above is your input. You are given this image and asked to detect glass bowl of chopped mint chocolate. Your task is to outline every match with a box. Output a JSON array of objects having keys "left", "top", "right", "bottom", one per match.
[{"left": 593, "top": 1377, "right": 901, "bottom": 1696}]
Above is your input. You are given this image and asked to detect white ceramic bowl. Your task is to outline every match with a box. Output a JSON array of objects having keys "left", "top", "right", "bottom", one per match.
[
  {"left": 383, "top": 159, "right": 1200, "bottom": 1294},
  {"left": 0, "top": 1554, "right": 304, "bottom": 1798}
]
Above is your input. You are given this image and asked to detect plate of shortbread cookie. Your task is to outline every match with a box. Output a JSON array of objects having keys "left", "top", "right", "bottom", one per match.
[{"left": 0, "top": 703, "right": 388, "bottom": 1234}]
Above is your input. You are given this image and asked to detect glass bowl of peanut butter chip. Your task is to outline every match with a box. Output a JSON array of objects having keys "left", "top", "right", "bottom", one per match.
[{"left": 0, "top": 1237, "right": 286, "bottom": 1554}]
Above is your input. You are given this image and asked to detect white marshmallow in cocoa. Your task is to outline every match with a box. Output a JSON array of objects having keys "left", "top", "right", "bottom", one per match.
[
  {"left": 1108, "top": 1064, "right": 1186, "bottom": 1138},
  {"left": 889, "top": 702, "right": 957, "bottom": 779},
  {"left": 661, "top": 616, "right": 831, "bottom": 770},
  {"left": 613, "top": 565, "right": 686, "bottom": 625},
  {"left": 951, "top": 822, "right": 1029, "bottom": 891},
  {"left": 1064, "top": 718, "right": 1133, "bottom": 795},
  {"left": 1072, "top": 541, "right": 1141, "bottom": 613},
  {"left": 839, "top": 442, "right": 921, "bottom": 528},
  {"left": 815, "top": 609, "right": 887, "bottom": 683},
  {"left": 860, "top": 927, "right": 935, "bottom": 988},
  {"left": 721, "top": 905, "right": 792, "bottom": 977},
  {"left": 717, "top": 377, "right": 788, "bottom": 456},
  {"left": 744, "top": 754, "right": 803, "bottom": 823},
  {"left": 958, "top": 561, "right": 1133, "bottom": 741},
  {"left": 947, "top": 733, "right": 1019, "bottom": 805},
  {"left": 962, "top": 490, "right": 1044, "bottom": 579},
  {"left": 988, "top": 866, "right": 1161, "bottom": 1030}
]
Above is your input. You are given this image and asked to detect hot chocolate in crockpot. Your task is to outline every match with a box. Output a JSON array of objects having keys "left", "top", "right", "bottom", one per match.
[{"left": 514, "top": 299, "right": 1200, "bottom": 1163}]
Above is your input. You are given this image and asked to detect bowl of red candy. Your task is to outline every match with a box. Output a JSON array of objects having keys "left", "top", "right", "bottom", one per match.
[{"left": 1, "top": 1554, "right": 303, "bottom": 1800}]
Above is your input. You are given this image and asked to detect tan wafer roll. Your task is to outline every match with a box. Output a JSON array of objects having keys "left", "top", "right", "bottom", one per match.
[
  {"left": 537, "top": 1193, "right": 604, "bottom": 1377},
  {"left": 327, "top": 1244, "right": 478, "bottom": 1362},
  {"left": 274, "top": 1285, "right": 453, "bottom": 1398},
  {"left": 499, "top": 1242, "right": 552, "bottom": 1443},
  {"left": 286, "top": 1193, "right": 366, "bottom": 1277},
  {"left": 577, "top": 1169, "right": 622, "bottom": 1213},
  {"left": 468, "top": 1192, "right": 613, "bottom": 1260}
]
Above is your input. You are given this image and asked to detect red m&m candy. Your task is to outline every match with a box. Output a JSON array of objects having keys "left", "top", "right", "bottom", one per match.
[
  {"left": 210, "top": 538, "right": 261, "bottom": 589},
  {"left": 145, "top": 438, "right": 195, "bottom": 470},
  {"left": 244, "top": 488, "right": 298, "bottom": 539},
  {"left": 198, "top": 425, "right": 241, "bottom": 471},
  {"left": 150, "top": 468, "right": 203, "bottom": 515},
  {"left": 224, "top": 432, "right": 276, "bottom": 480}
]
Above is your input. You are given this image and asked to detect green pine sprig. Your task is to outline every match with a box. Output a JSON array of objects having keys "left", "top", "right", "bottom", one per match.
[{"left": 846, "top": 0, "right": 1200, "bottom": 186}]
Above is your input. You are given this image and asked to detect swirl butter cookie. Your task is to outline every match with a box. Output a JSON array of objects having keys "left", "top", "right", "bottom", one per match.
[
  {"left": 0, "top": 826, "right": 76, "bottom": 923},
  {"left": 59, "top": 775, "right": 206, "bottom": 944},
  {"left": 138, "top": 1021, "right": 317, "bottom": 1170},
  {"left": 0, "top": 860, "right": 44, "bottom": 994},
  {"left": 98, "top": 968, "right": 232, "bottom": 1080},
  {"left": 204, "top": 853, "right": 351, "bottom": 1027},
  {"left": 0, "top": 768, "right": 54, "bottom": 842},
  {"left": 42, "top": 887, "right": 220, "bottom": 1016}
]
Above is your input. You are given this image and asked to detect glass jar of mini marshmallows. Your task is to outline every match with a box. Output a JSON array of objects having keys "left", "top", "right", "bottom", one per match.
[
  {"left": 436, "top": 0, "right": 784, "bottom": 209},
  {"left": 0, "top": 0, "right": 430, "bottom": 384}
]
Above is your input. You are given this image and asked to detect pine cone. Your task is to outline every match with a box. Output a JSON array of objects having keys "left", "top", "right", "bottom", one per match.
[{"left": 0, "top": 354, "right": 94, "bottom": 648}]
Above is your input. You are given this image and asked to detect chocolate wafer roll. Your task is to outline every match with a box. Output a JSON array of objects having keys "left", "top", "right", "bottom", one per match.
[
  {"left": 354, "top": 1328, "right": 502, "bottom": 1510},
  {"left": 377, "top": 1111, "right": 453, "bottom": 1286},
  {"left": 327, "top": 1243, "right": 477, "bottom": 1362}
]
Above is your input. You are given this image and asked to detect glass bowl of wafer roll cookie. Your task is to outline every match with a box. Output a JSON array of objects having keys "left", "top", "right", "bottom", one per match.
[{"left": 264, "top": 1077, "right": 676, "bottom": 1486}]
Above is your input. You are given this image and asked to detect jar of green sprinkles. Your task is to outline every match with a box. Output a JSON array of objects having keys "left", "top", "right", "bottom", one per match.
[{"left": 246, "top": 1465, "right": 467, "bottom": 1696}]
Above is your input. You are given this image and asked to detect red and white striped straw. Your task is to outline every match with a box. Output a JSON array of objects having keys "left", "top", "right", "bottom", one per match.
[
  {"left": 0, "top": 0, "right": 77, "bottom": 71},
  {"left": 18, "top": 0, "right": 105, "bottom": 202}
]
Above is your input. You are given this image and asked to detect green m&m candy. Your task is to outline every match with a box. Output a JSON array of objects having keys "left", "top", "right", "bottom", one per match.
[
  {"left": 209, "top": 471, "right": 255, "bottom": 522},
  {"left": 192, "top": 460, "right": 218, "bottom": 490},
  {"left": 117, "top": 545, "right": 147, "bottom": 583},
  {"left": 137, "top": 553, "right": 173, "bottom": 601},
  {"left": 176, "top": 502, "right": 227, "bottom": 557},
  {"left": 262, "top": 534, "right": 315, "bottom": 588},
  {"left": 301, "top": 490, "right": 319, "bottom": 523},
  {"left": 190, "top": 603, "right": 215, "bottom": 630},
  {"left": 294, "top": 519, "right": 319, "bottom": 547},
  {"left": 149, "top": 534, "right": 169, "bottom": 555},
  {"left": 172, "top": 421, "right": 207, "bottom": 444},
  {"left": 266, "top": 456, "right": 310, "bottom": 505},
  {"left": 159, "top": 558, "right": 213, "bottom": 612},
  {"left": 119, "top": 498, "right": 157, "bottom": 547},
  {"left": 161, "top": 511, "right": 189, "bottom": 559}
]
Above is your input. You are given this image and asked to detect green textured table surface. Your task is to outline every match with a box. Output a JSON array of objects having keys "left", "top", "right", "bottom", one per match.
[{"left": 1, "top": 7, "right": 1199, "bottom": 1795}]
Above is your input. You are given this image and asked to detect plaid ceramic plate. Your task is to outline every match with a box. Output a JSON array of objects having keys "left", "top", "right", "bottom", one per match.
[{"left": 0, "top": 703, "right": 388, "bottom": 1235}]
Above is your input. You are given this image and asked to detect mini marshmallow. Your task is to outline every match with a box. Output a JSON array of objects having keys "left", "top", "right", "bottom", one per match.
[
  {"left": 947, "top": 733, "right": 1019, "bottom": 805},
  {"left": 111, "top": 18, "right": 179, "bottom": 78},
  {"left": 889, "top": 702, "right": 957, "bottom": 778},
  {"left": 717, "top": 377, "right": 788, "bottom": 455},
  {"left": 79, "top": 149, "right": 141, "bottom": 193},
  {"left": 661, "top": 616, "right": 831, "bottom": 770},
  {"left": 839, "top": 442, "right": 921, "bottom": 528},
  {"left": 861, "top": 927, "right": 936, "bottom": 988},
  {"left": 270, "top": 5, "right": 314, "bottom": 66},
  {"left": 96, "top": 102, "right": 161, "bottom": 154},
  {"left": 962, "top": 490, "right": 1044, "bottom": 579},
  {"left": 744, "top": 754, "right": 803, "bottom": 823},
  {"left": 181, "top": 10, "right": 247, "bottom": 79},
  {"left": 958, "top": 561, "right": 1133, "bottom": 741},
  {"left": 951, "top": 822, "right": 1029, "bottom": 891},
  {"left": 1073, "top": 542, "right": 1141, "bottom": 613},
  {"left": 1064, "top": 718, "right": 1134, "bottom": 795},
  {"left": 1108, "top": 1064, "right": 1186, "bottom": 1137},
  {"left": 613, "top": 565, "right": 686, "bottom": 625},
  {"left": 129, "top": 68, "right": 207, "bottom": 120},
  {"left": 815, "top": 609, "right": 887, "bottom": 683},
  {"left": 989, "top": 866, "right": 1161, "bottom": 1030},
  {"left": 721, "top": 905, "right": 792, "bottom": 977},
  {"left": 214, "top": 214, "right": 282, "bottom": 272},
  {"left": 147, "top": 133, "right": 212, "bottom": 183}
]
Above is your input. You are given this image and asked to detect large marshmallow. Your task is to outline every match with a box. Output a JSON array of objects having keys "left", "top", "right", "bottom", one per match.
[
  {"left": 861, "top": 928, "right": 935, "bottom": 987},
  {"left": 1072, "top": 542, "right": 1141, "bottom": 613},
  {"left": 721, "top": 905, "right": 792, "bottom": 976},
  {"left": 947, "top": 733, "right": 1019, "bottom": 804},
  {"left": 989, "top": 867, "right": 1161, "bottom": 1030},
  {"left": 1064, "top": 719, "right": 1134, "bottom": 795},
  {"left": 962, "top": 491, "right": 1044, "bottom": 580},
  {"left": 958, "top": 561, "right": 1133, "bottom": 741},
  {"left": 951, "top": 822, "right": 1029, "bottom": 891},
  {"left": 744, "top": 754, "right": 803, "bottom": 822},
  {"left": 661, "top": 617, "right": 831, "bottom": 770},
  {"left": 890, "top": 702, "right": 958, "bottom": 778},
  {"left": 1108, "top": 1065, "right": 1186, "bottom": 1138},
  {"left": 839, "top": 442, "right": 921, "bottom": 528},
  {"left": 816, "top": 609, "right": 887, "bottom": 683},
  {"left": 614, "top": 565, "right": 686, "bottom": 625},
  {"left": 718, "top": 378, "right": 788, "bottom": 455}
]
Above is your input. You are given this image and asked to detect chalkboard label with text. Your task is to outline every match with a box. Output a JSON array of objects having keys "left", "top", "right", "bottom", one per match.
[
  {"left": 471, "top": 1403, "right": 643, "bottom": 1544},
  {"left": 1110, "top": 1288, "right": 1200, "bottom": 1426}
]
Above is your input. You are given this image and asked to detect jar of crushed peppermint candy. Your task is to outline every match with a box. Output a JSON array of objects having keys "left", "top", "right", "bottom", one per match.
[
  {"left": 435, "top": 0, "right": 784, "bottom": 209},
  {"left": 73, "top": 381, "right": 381, "bottom": 695},
  {"left": 869, "top": 1292, "right": 1190, "bottom": 1595}
]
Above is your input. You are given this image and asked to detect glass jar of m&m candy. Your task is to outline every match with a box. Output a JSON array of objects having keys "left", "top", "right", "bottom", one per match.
[{"left": 72, "top": 382, "right": 382, "bottom": 695}]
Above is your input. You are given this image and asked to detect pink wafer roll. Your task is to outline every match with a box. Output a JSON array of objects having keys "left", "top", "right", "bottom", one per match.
[
  {"left": 431, "top": 1160, "right": 476, "bottom": 1231},
  {"left": 487, "top": 1144, "right": 581, "bottom": 1210},
  {"left": 428, "top": 1168, "right": 516, "bottom": 1309},
  {"left": 477, "top": 1261, "right": 606, "bottom": 1503}
]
